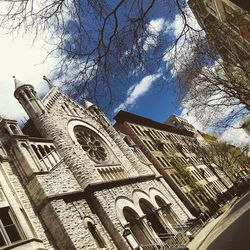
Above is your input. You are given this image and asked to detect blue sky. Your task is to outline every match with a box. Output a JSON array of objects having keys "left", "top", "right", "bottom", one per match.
[
  {"left": 0, "top": 1, "right": 188, "bottom": 125},
  {"left": 129, "top": 82, "right": 181, "bottom": 123},
  {"left": 53, "top": 1, "right": 185, "bottom": 123}
]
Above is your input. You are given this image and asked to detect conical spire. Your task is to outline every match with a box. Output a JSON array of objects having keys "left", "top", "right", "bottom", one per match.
[
  {"left": 13, "top": 76, "right": 46, "bottom": 118},
  {"left": 13, "top": 76, "right": 30, "bottom": 90},
  {"left": 84, "top": 99, "right": 94, "bottom": 109}
]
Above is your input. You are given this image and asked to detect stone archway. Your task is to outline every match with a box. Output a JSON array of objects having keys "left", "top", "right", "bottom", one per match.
[
  {"left": 139, "top": 198, "right": 169, "bottom": 242},
  {"left": 123, "top": 207, "right": 152, "bottom": 246},
  {"left": 155, "top": 196, "right": 180, "bottom": 230}
]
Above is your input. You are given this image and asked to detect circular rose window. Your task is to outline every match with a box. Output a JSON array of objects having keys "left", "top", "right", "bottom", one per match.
[{"left": 75, "top": 127, "right": 109, "bottom": 163}]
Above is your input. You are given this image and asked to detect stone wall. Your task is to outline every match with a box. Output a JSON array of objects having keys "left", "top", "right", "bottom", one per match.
[
  {"left": 4, "top": 86, "right": 195, "bottom": 249},
  {"left": 40, "top": 198, "right": 116, "bottom": 250},
  {"left": 1, "top": 161, "right": 55, "bottom": 249}
]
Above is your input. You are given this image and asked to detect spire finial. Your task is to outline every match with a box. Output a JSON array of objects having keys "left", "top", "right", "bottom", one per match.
[
  {"left": 43, "top": 75, "right": 53, "bottom": 89},
  {"left": 84, "top": 99, "right": 94, "bottom": 109},
  {"left": 13, "top": 76, "right": 28, "bottom": 90}
]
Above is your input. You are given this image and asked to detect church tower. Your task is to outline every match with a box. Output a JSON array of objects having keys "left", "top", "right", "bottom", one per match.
[
  {"left": 10, "top": 77, "right": 193, "bottom": 250},
  {"left": 14, "top": 76, "right": 46, "bottom": 119}
]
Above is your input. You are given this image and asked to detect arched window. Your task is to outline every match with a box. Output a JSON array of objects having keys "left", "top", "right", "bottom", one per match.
[
  {"left": 49, "top": 145, "right": 60, "bottom": 163},
  {"left": 24, "top": 89, "right": 32, "bottom": 100},
  {"left": 74, "top": 126, "right": 109, "bottom": 164},
  {"left": 139, "top": 199, "right": 169, "bottom": 241},
  {"left": 123, "top": 207, "right": 151, "bottom": 246},
  {"left": 18, "top": 93, "right": 26, "bottom": 103},
  {"left": 64, "top": 102, "right": 73, "bottom": 115},
  {"left": 61, "top": 105, "right": 66, "bottom": 113},
  {"left": 73, "top": 108, "right": 79, "bottom": 116},
  {"left": 31, "top": 145, "right": 41, "bottom": 160},
  {"left": 31, "top": 88, "right": 36, "bottom": 96},
  {"left": 38, "top": 145, "right": 46, "bottom": 157},
  {"left": 155, "top": 196, "right": 180, "bottom": 227},
  {"left": 44, "top": 145, "right": 51, "bottom": 154},
  {"left": 9, "top": 125, "right": 19, "bottom": 135},
  {"left": 87, "top": 222, "right": 106, "bottom": 248}
]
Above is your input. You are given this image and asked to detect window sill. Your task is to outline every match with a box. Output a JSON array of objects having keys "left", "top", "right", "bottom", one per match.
[{"left": 0, "top": 238, "right": 44, "bottom": 250}]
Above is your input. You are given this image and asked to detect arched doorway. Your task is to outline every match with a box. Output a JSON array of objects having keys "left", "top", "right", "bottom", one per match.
[
  {"left": 155, "top": 196, "right": 180, "bottom": 231},
  {"left": 123, "top": 207, "right": 151, "bottom": 246},
  {"left": 139, "top": 199, "right": 169, "bottom": 242}
]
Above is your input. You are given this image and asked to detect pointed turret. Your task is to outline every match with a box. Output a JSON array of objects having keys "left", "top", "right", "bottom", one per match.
[
  {"left": 13, "top": 76, "right": 46, "bottom": 119},
  {"left": 13, "top": 76, "right": 32, "bottom": 91},
  {"left": 84, "top": 99, "right": 94, "bottom": 109}
]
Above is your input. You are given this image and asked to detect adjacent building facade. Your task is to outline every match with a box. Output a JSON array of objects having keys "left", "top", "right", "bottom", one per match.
[
  {"left": 114, "top": 111, "right": 232, "bottom": 216},
  {"left": 164, "top": 115, "right": 195, "bottom": 132},
  {"left": 0, "top": 78, "right": 197, "bottom": 249},
  {"left": 188, "top": 0, "right": 250, "bottom": 63}
]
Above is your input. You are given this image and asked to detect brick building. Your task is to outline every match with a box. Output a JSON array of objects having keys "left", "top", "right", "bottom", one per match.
[
  {"left": 164, "top": 115, "right": 195, "bottom": 132},
  {"left": 0, "top": 78, "right": 196, "bottom": 249},
  {"left": 188, "top": 0, "right": 250, "bottom": 64},
  {"left": 114, "top": 111, "right": 232, "bottom": 217}
]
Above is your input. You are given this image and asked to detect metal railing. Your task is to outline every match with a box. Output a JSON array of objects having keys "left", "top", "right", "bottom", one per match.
[{"left": 142, "top": 220, "right": 204, "bottom": 250}]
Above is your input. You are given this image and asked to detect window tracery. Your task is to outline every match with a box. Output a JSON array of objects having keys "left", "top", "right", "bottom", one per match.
[{"left": 74, "top": 126, "right": 109, "bottom": 164}]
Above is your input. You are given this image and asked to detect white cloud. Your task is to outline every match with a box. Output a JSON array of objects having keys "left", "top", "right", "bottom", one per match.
[
  {"left": 166, "top": 6, "right": 201, "bottom": 38},
  {"left": 114, "top": 74, "right": 160, "bottom": 114},
  {"left": 148, "top": 18, "right": 167, "bottom": 34},
  {"left": 180, "top": 107, "right": 204, "bottom": 131},
  {"left": 180, "top": 98, "right": 250, "bottom": 149},
  {"left": 218, "top": 124, "right": 250, "bottom": 148},
  {"left": 0, "top": 28, "right": 57, "bottom": 122},
  {"left": 163, "top": 6, "right": 203, "bottom": 76},
  {"left": 167, "top": 14, "right": 184, "bottom": 38},
  {"left": 144, "top": 18, "right": 168, "bottom": 51},
  {"left": 181, "top": 104, "right": 250, "bottom": 149}
]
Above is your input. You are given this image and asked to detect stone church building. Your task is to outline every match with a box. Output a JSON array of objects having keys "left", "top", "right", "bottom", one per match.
[{"left": 0, "top": 78, "right": 194, "bottom": 249}]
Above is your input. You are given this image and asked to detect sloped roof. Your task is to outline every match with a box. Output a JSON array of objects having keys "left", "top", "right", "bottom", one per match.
[
  {"left": 13, "top": 76, "right": 32, "bottom": 90},
  {"left": 114, "top": 110, "right": 194, "bottom": 137}
]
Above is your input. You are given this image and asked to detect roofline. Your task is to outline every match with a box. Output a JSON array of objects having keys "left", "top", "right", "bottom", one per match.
[
  {"left": 113, "top": 111, "right": 195, "bottom": 137},
  {"left": 42, "top": 86, "right": 58, "bottom": 103}
]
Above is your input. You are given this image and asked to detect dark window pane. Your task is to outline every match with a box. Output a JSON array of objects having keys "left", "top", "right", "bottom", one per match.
[
  {"left": 1, "top": 209, "right": 12, "bottom": 226},
  {"left": 88, "top": 222, "right": 106, "bottom": 248},
  {"left": 0, "top": 208, "right": 22, "bottom": 244},
  {"left": 231, "top": 0, "right": 250, "bottom": 12},
  {"left": 0, "top": 232, "right": 7, "bottom": 247},
  {"left": 5, "top": 225, "right": 22, "bottom": 243}
]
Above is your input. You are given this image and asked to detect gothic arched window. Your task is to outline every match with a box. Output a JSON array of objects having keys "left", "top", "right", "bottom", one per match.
[
  {"left": 87, "top": 222, "right": 106, "bottom": 248},
  {"left": 123, "top": 207, "right": 151, "bottom": 246},
  {"left": 155, "top": 196, "right": 180, "bottom": 227},
  {"left": 74, "top": 126, "right": 109, "bottom": 164},
  {"left": 24, "top": 89, "right": 32, "bottom": 100},
  {"left": 139, "top": 199, "right": 169, "bottom": 241},
  {"left": 9, "top": 125, "right": 19, "bottom": 135}
]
